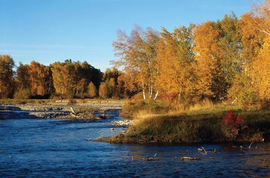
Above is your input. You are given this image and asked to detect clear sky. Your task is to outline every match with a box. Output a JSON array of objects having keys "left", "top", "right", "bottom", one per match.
[{"left": 0, "top": 0, "right": 256, "bottom": 72}]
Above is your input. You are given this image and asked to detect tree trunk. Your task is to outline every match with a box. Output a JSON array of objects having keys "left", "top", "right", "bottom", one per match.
[
  {"left": 154, "top": 91, "right": 159, "bottom": 100},
  {"left": 143, "top": 89, "right": 146, "bottom": 100}
]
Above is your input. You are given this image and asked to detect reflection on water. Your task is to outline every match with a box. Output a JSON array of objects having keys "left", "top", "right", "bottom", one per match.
[{"left": 0, "top": 115, "right": 269, "bottom": 177}]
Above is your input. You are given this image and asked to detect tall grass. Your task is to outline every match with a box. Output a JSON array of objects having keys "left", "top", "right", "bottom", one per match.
[{"left": 113, "top": 99, "right": 270, "bottom": 143}]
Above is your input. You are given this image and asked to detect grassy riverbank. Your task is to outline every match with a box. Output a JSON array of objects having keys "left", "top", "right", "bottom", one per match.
[{"left": 104, "top": 100, "right": 270, "bottom": 144}]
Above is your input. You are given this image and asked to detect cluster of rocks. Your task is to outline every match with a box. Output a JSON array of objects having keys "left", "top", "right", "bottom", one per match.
[
  {"left": 28, "top": 111, "right": 71, "bottom": 119},
  {"left": 0, "top": 105, "right": 107, "bottom": 120},
  {"left": 112, "top": 120, "right": 134, "bottom": 126}
]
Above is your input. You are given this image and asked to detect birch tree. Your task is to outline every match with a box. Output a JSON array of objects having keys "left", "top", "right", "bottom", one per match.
[{"left": 112, "top": 26, "right": 160, "bottom": 100}]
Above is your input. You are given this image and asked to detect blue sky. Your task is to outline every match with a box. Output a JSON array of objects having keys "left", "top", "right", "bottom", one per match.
[{"left": 0, "top": 0, "right": 256, "bottom": 72}]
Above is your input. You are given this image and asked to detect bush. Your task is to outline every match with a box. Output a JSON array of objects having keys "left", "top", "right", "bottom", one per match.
[
  {"left": 13, "top": 89, "right": 31, "bottom": 99},
  {"left": 221, "top": 110, "right": 247, "bottom": 139}
]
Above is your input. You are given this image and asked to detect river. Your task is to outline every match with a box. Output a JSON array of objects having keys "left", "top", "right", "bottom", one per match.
[{"left": 0, "top": 113, "right": 270, "bottom": 177}]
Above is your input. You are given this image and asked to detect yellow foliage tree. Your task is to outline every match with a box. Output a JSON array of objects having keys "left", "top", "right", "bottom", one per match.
[
  {"left": 193, "top": 21, "right": 222, "bottom": 99},
  {"left": 156, "top": 26, "right": 196, "bottom": 100},
  {"left": 251, "top": 37, "right": 270, "bottom": 100},
  {"left": 87, "top": 82, "right": 97, "bottom": 98}
]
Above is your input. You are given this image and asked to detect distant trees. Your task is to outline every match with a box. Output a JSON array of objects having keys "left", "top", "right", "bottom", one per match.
[
  {"left": 15, "top": 61, "right": 52, "bottom": 98},
  {"left": 87, "top": 82, "right": 97, "bottom": 98},
  {"left": 50, "top": 60, "right": 102, "bottom": 98},
  {"left": 0, "top": 55, "right": 15, "bottom": 98},
  {"left": 98, "top": 82, "right": 110, "bottom": 99},
  {"left": 0, "top": 57, "right": 104, "bottom": 99}
]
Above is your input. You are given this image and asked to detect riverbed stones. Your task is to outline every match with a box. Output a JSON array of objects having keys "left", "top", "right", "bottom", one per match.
[{"left": 0, "top": 101, "right": 124, "bottom": 120}]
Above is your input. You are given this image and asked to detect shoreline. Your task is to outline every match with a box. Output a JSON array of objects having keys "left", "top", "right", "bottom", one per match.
[{"left": 0, "top": 100, "right": 124, "bottom": 120}]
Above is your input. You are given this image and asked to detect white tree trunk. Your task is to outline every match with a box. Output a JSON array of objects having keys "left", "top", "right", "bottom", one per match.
[
  {"left": 154, "top": 91, "right": 159, "bottom": 100},
  {"left": 143, "top": 89, "right": 146, "bottom": 100},
  {"left": 149, "top": 84, "right": 153, "bottom": 99}
]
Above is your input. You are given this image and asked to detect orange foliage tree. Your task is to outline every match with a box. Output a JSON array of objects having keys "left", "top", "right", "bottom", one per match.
[
  {"left": 87, "top": 82, "right": 97, "bottom": 98},
  {"left": 0, "top": 55, "right": 15, "bottom": 98},
  {"left": 27, "top": 61, "right": 52, "bottom": 96},
  {"left": 98, "top": 82, "right": 110, "bottom": 98},
  {"left": 51, "top": 60, "right": 102, "bottom": 98}
]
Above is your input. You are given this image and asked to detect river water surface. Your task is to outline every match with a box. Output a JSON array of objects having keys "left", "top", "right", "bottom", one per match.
[{"left": 0, "top": 113, "right": 270, "bottom": 177}]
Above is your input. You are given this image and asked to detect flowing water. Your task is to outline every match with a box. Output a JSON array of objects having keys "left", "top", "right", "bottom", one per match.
[{"left": 0, "top": 112, "right": 270, "bottom": 177}]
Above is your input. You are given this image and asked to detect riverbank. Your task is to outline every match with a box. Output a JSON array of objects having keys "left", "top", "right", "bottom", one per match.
[
  {"left": 0, "top": 100, "right": 124, "bottom": 120},
  {"left": 97, "top": 100, "right": 270, "bottom": 144}
]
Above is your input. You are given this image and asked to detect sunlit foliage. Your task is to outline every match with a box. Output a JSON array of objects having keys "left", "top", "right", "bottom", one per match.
[{"left": 0, "top": 55, "right": 15, "bottom": 98}]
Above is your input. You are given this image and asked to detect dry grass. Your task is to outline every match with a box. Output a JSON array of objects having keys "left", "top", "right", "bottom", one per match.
[{"left": 116, "top": 99, "right": 270, "bottom": 143}]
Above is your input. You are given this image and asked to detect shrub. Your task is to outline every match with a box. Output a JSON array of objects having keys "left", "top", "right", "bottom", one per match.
[
  {"left": 221, "top": 110, "right": 247, "bottom": 139},
  {"left": 13, "top": 88, "right": 31, "bottom": 99}
]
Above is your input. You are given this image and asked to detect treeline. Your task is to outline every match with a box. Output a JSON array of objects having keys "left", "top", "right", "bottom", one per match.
[
  {"left": 0, "top": 57, "right": 134, "bottom": 99},
  {"left": 1, "top": 1, "right": 269, "bottom": 103},
  {"left": 112, "top": 0, "right": 270, "bottom": 105}
]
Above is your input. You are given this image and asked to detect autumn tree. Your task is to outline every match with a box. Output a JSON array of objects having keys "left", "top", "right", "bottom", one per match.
[
  {"left": 250, "top": 37, "right": 270, "bottom": 100},
  {"left": 228, "top": 13, "right": 265, "bottom": 103},
  {"left": 28, "top": 61, "right": 52, "bottom": 96},
  {"left": 117, "top": 71, "right": 140, "bottom": 98},
  {"left": 16, "top": 63, "right": 30, "bottom": 90},
  {"left": 213, "top": 13, "right": 242, "bottom": 100},
  {"left": 87, "top": 82, "right": 97, "bottom": 98},
  {"left": 15, "top": 63, "right": 31, "bottom": 99},
  {"left": 251, "top": 0, "right": 270, "bottom": 36},
  {"left": 15, "top": 61, "right": 53, "bottom": 97},
  {"left": 193, "top": 14, "right": 242, "bottom": 101},
  {"left": 229, "top": 0, "right": 270, "bottom": 103},
  {"left": 247, "top": 0, "right": 270, "bottom": 100},
  {"left": 98, "top": 82, "right": 110, "bottom": 98},
  {"left": 193, "top": 21, "right": 222, "bottom": 100},
  {"left": 102, "top": 68, "right": 125, "bottom": 98},
  {"left": 51, "top": 60, "right": 102, "bottom": 98},
  {"left": 0, "top": 55, "right": 15, "bottom": 98},
  {"left": 156, "top": 25, "right": 196, "bottom": 100},
  {"left": 239, "top": 13, "right": 265, "bottom": 65},
  {"left": 112, "top": 26, "right": 160, "bottom": 100}
]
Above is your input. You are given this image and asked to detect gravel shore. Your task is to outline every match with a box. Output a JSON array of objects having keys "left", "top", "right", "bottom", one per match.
[{"left": 0, "top": 100, "right": 124, "bottom": 120}]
